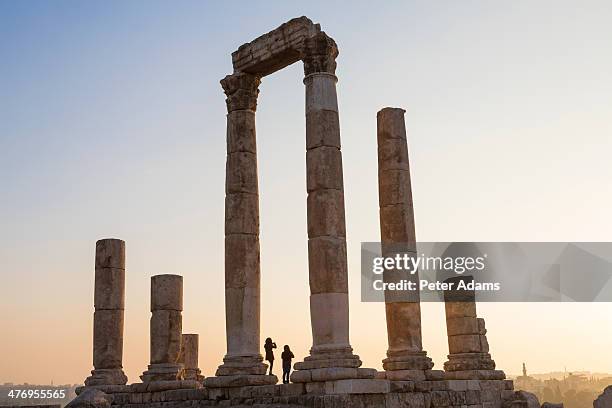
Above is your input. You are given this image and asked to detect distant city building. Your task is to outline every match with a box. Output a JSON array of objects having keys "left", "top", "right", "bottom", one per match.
[{"left": 512, "top": 364, "right": 612, "bottom": 408}]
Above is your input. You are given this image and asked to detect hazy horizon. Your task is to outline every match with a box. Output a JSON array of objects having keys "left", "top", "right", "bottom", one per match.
[{"left": 1, "top": 1, "right": 612, "bottom": 384}]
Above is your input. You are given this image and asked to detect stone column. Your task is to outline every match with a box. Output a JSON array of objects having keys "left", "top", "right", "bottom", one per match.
[
  {"left": 204, "top": 72, "right": 276, "bottom": 388},
  {"left": 292, "top": 33, "right": 375, "bottom": 383},
  {"left": 141, "top": 274, "right": 184, "bottom": 382},
  {"left": 179, "top": 334, "right": 203, "bottom": 381},
  {"left": 85, "top": 238, "right": 128, "bottom": 386},
  {"left": 443, "top": 275, "right": 504, "bottom": 380},
  {"left": 376, "top": 108, "right": 434, "bottom": 381}
]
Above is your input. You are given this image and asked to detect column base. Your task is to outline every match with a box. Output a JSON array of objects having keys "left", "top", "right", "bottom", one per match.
[
  {"left": 380, "top": 347, "right": 434, "bottom": 382},
  {"left": 183, "top": 368, "right": 204, "bottom": 382},
  {"left": 291, "top": 345, "right": 377, "bottom": 383},
  {"left": 382, "top": 349, "right": 434, "bottom": 371},
  {"left": 84, "top": 368, "right": 128, "bottom": 386},
  {"left": 294, "top": 344, "right": 361, "bottom": 370},
  {"left": 214, "top": 354, "right": 268, "bottom": 376},
  {"left": 203, "top": 354, "right": 277, "bottom": 388},
  {"left": 140, "top": 363, "right": 184, "bottom": 382},
  {"left": 444, "top": 352, "right": 496, "bottom": 371}
]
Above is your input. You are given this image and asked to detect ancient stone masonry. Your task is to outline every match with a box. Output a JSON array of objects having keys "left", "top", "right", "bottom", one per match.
[
  {"left": 75, "top": 377, "right": 520, "bottom": 408},
  {"left": 210, "top": 69, "right": 272, "bottom": 388},
  {"left": 376, "top": 108, "right": 437, "bottom": 382},
  {"left": 293, "top": 25, "right": 371, "bottom": 384},
  {"left": 204, "top": 15, "right": 374, "bottom": 388},
  {"left": 85, "top": 239, "right": 128, "bottom": 387},
  {"left": 71, "top": 16, "right": 535, "bottom": 408},
  {"left": 231, "top": 17, "right": 321, "bottom": 76},
  {"left": 179, "top": 334, "right": 204, "bottom": 382},
  {"left": 443, "top": 276, "right": 505, "bottom": 380},
  {"left": 141, "top": 275, "right": 185, "bottom": 383}
]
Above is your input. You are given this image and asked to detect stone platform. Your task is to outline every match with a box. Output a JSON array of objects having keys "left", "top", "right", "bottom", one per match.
[{"left": 71, "top": 378, "right": 528, "bottom": 408}]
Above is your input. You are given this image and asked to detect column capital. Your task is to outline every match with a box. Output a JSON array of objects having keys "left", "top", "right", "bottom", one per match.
[
  {"left": 220, "top": 72, "right": 261, "bottom": 112},
  {"left": 302, "top": 32, "right": 338, "bottom": 76}
]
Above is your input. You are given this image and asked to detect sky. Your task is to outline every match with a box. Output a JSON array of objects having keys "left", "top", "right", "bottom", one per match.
[{"left": 1, "top": 0, "right": 612, "bottom": 385}]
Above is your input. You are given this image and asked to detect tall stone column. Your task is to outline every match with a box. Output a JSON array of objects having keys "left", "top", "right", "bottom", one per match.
[
  {"left": 292, "top": 33, "right": 375, "bottom": 383},
  {"left": 141, "top": 274, "right": 184, "bottom": 382},
  {"left": 179, "top": 334, "right": 203, "bottom": 381},
  {"left": 377, "top": 108, "right": 434, "bottom": 380},
  {"left": 85, "top": 238, "right": 128, "bottom": 386},
  {"left": 443, "top": 275, "right": 504, "bottom": 380},
  {"left": 204, "top": 72, "right": 276, "bottom": 388}
]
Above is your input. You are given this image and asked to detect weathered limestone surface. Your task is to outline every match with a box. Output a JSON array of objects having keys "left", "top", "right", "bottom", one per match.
[
  {"left": 179, "top": 334, "right": 204, "bottom": 381},
  {"left": 150, "top": 310, "right": 183, "bottom": 364},
  {"left": 443, "top": 276, "right": 501, "bottom": 378},
  {"left": 307, "top": 236, "right": 347, "bottom": 294},
  {"left": 151, "top": 274, "right": 183, "bottom": 312},
  {"left": 78, "top": 378, "right": 517, "bottom": 408},
  {"left": 220, "top": 72, "right": 266, "bottom": 378},
  {"left": 94, "top": 267, "right": 125, "bottom": 310},
  {"left": 231, "top": 17, "right": 321, "bottom": 76},
  {"left": 95, "top": 239, "right": 125, "bottom": 269},
  {"left": 290, "top": 31, "right": 371, "bottom": 382},
  {"left": 129, "top": 380, "right": 202, "bottom": 393},
  {"left": 204, "top": 67, "right": 274, "bottom": 389},
  {"left": 141, "top": 275, "right": 184, "bottom": 383},
  {"left": 85, "top": 239, "right": 128, "bottom": 387},
  {"left": 377, "top": 108, "right": 433, "bottom": 376},
  {"left": 93, "top": 310, "right": 125, "bottom": 368}
]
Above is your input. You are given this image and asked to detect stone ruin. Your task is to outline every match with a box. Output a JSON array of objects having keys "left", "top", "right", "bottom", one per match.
[{"left": 69, "top": 16, "right": 544, "bottom": 408}]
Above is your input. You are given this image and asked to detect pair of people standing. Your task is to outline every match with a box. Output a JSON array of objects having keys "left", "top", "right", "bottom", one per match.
[{"left": 264, "top": 337, "right": 294, "bottom": 384}]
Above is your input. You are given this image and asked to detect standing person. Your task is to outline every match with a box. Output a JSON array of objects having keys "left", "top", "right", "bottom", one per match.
[
  {"left": 281, "top": 345, "right": 294, "bottom": 384},
  {"left": 264, "top": 337, "right": 277, "bottom": 375}
]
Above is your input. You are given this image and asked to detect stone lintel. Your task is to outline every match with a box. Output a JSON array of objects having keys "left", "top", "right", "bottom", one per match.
[{"left": 231, "top": 17, "right": 321, "bottom": 76}]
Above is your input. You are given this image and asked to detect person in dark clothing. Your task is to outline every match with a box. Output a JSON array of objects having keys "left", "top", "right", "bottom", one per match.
[
  {"left": 281, "top": 345, "right": 294, "bottom": 384},
  {"left": 264, "top": 337, "right": 277, "bottom": 375}
]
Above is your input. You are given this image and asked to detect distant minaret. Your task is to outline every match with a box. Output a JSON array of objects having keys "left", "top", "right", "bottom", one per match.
[{"left": 522, "top": 362, "right": 527, "bottom": 377}]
